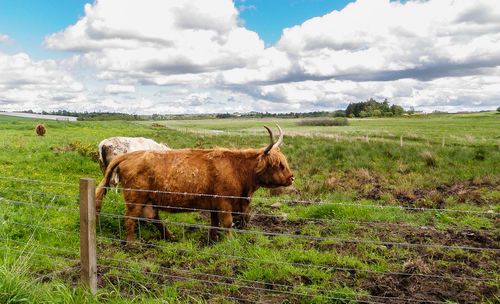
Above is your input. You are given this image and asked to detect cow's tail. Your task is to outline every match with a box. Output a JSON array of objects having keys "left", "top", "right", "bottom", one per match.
[{"left": 95, "top": 154, "right": 126, "bottom": 214}]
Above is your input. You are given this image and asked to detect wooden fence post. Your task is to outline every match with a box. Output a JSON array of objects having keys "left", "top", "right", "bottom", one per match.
[
  {"left": 442, "top": 136, "right": 445, "bottom": 148},
  {"left": 498, "top": 138, "right": 500, "bottom": 151},
  {"left": 366, "top": 134, "right": 369, "bottom": 143},
  {"left": 400, "top": 135, "right": 403, "bottom": 147},
  {"left": 79, "top": 178, "right": 97, "bottom": 293}
]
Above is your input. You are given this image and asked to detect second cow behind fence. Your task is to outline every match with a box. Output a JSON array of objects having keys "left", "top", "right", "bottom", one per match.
[
  {"left": 98, "top": 137, "right": 171, "bottom": 189},
  {"left": 95, "top": 125, "right": 294, "bottom": 242}
]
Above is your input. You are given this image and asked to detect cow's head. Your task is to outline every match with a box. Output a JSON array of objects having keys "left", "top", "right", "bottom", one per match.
[{"left": 255, "top": 125, "right": 294, "bottom": 188}]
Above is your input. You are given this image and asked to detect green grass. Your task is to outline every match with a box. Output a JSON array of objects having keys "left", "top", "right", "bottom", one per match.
[
  {"left": 146, "top": 111, "right": 500, "bottom": 146},
  {"left": 0, "top": 114, "right": 499, "bottom": 303}
]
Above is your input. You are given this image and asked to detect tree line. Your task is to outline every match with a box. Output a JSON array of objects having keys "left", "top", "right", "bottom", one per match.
[{"left": 20, "top": 98, "right": 415, "bottom": 121}]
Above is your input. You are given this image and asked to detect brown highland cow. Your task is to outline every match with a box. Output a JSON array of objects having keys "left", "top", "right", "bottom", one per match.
[
  {"left": 35, "top": 124, "right": 46, "bottom": 136},
  {"left": 96, "top": 125, "right": 294, "bottom": 242}
]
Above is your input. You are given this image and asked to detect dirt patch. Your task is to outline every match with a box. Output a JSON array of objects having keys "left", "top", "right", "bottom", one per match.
[
  {"left": 357, "top": 178, "right": 500, "bottom": 207},
  {"left": 360, "top": 274, "right": 497, "bottom": 304},
  {"left": 246, "top": 216, "right": 499, "bottom": 303}
]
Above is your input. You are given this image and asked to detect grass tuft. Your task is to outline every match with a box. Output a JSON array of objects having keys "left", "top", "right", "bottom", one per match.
[{"left": 421, "top": 151, "right": 437, "bottom": 167}]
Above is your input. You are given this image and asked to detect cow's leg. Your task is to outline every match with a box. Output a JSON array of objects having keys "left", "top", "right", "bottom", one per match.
[
  {"left": 124, "top": 210, "right": 137, "bottom": 243},
  {"left": 148, "top": 208, "right": 175, "bottom": 240},
  {"left": 218, "top": 208, "right": 233, "bottom": 239},
  {"left": 124, "top": 199, "right": 143, "bottom": 243},
  {"left": 209, "top": 211, "right": 220, "bottom": 241},
  {"left": 234, "top": 199, "right": 251, "bottom": 229}
]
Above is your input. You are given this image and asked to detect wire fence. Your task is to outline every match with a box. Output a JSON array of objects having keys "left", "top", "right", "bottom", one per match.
[
  {"left": 160, "top": 124, "right": 500, "bottom": 149},
  {"left": 0, "top": 175, "right": 499, "bottom": 303}
]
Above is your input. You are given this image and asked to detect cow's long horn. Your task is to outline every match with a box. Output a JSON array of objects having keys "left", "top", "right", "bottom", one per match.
[
  {"left": 263, "top": 125, "right": 274, "bottom": 154},
  {"left": 273, "top": 124, "right": 283, "bottom": 148}
]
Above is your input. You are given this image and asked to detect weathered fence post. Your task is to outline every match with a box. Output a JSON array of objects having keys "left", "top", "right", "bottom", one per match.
[
  {"left": 400, "top": 135, "right": 403, "bottom": 147},
  {"left": 442, "top": 136, "right": 445, "bottom": 148},
  {"left": 79, "top": 178, "right": 97, "bottom": 293},
  {"left": 366, "top": 134, "right": 369, "bottom": 143},
  {"left": 498, "top": 138, "right": 500, "bottom": 151}
]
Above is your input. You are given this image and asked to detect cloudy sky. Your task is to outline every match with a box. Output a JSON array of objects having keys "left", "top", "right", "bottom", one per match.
[{"left": 0, "top": 0, "right": 499, "bottom": 114}]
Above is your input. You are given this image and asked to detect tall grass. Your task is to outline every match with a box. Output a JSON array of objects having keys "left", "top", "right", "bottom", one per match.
[{"left": 297, "top": 118, "right": 349, "bottom": 126}]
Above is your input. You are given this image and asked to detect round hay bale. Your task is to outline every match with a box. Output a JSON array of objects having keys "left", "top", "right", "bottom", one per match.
[{"left": 35, "top": 124, "right": 46, "bottom": 136}]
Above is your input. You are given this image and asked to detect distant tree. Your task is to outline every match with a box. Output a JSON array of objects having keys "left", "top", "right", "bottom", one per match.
[
  {"left": 345, "top": 98, "right": 406, "bottom": 117},
  {"left": 390, "top": 105, "right": 405, "bottom": 116},
  {"left": 497, "top": 106, "right": 500, "bottom": 113},
  {"left": 333, "top": 110, "right": 346, "bottom": 117},
  {"left": 216, "top": 113, "right": 232, "bottom": 119},
  {"left": 380, "top": 99, "right": 390, "bottom": 113}
]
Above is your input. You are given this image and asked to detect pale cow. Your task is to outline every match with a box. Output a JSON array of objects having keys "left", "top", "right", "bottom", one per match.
[{"left": 98, "top": 137, "right": 170, "bottom": 188}]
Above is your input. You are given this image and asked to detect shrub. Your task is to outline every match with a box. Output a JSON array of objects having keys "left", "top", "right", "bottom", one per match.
[
  {"left": 51, "top": 140, "right": 98, "bottom": 162},
  {"left": 70, "top": 140, "right": 99, "bottom": 162},
  {"left": 298, "top": 118, "right": 349, "bottom": 126},
  {"left": 298, "top": 119, "right": 334, "bottom": 126},
  {"left": 332, "top": 117, "right": 349, "bottom": 126},
  {"left": 333, "top": 110, "right": 346, "bottom": 117}
]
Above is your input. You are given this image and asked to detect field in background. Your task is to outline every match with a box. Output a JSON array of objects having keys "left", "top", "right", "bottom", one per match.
[
  {"left": 0, "top": 113, "right": 499, "bottom": 303},
  {"left": 146, "top": 112, "right": 500, "bottom": 147}
]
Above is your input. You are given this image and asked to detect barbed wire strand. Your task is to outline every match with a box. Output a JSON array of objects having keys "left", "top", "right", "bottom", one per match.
[
  {"left": 0, "top": 198, "right": 79, "bottom": 213},
  {"left": 0, "top": 187, "right": 78, "bottom": 199},
  {"left": 98, "top": 257, "right": 455, "bottom": 303},
  {"left": 98, "top": 212, "right": 500, "bottom": 252},
  {"left": 95, "top": 235, "right": 496, "bottom": 281},
  {"left": 96, "top": 185, "right": 500, "bottom": 215},
  {"left": 2, "top": 220, "right": 79, "bottom": 236},
  {"left": 0, "top": 175, "right": 497, "bottom": 215},
  {"left": 4, "top": 196, "right": 494, "bottom": 253},
  {"left": 103, "top": 273, "right": 268, "bottom": 304},
  {"left": 99, "top": 198, "right": 495, "bottom": 232},
  {"left": 2, "top": 185, "right": 493, "bottom": 232},
  {"left": 0, "top": 237, "right": 79, "bottom": 255},
  {"left": 0, "top": 176, "right": 78, "bottom": 186},
  {"left": 2, "top": 222, "right": 491, "bottom": 282},
  {"left": 101, "top": 263, "right": 397, "bottom": 303},
  {"left": 98, "top": 254, "right": 494, "bottom": 286},
  {"left": 1, "top": 248, "right": 79, "bottom": 264}
]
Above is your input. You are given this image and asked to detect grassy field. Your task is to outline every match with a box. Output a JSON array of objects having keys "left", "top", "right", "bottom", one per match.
[{"left": 0, "top": 113, "right": 499, "bottom": 303}]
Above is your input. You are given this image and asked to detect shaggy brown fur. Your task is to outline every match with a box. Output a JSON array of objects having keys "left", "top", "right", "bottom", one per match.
[
  {"left": 96, "top": 126, "right": 294, "bottom": 242},
  {"left": 35, "top": 124, "right": 46, "bottom": 136}
]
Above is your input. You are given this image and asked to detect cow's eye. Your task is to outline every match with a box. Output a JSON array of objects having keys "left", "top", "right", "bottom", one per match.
[{"left": 279, "top": 163, "right": 284, "bottom": 170}]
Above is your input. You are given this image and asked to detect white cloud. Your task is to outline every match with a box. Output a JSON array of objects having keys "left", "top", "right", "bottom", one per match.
[
  {"left": 45, "top": 0, "right": 265, "bottom": 84},
  {"left": 0, "top": 52, "right": 87, "bottom": 112},
  {"left": 104, "top": 84, "right": 136, "bottom": 94},
  {"left": 274, "top": 0, "right": 500, "bottom": 82},
  {"left": 34, "top": 0, "right": 500, "bottom": 113},
  {"left": 0, "top": 33, "right": 10, "bottom": 44}
]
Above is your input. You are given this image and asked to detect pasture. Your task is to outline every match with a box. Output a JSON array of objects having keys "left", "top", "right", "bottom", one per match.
[{"left": 0, "top": 113, "right": 499, "bottom": 303}]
